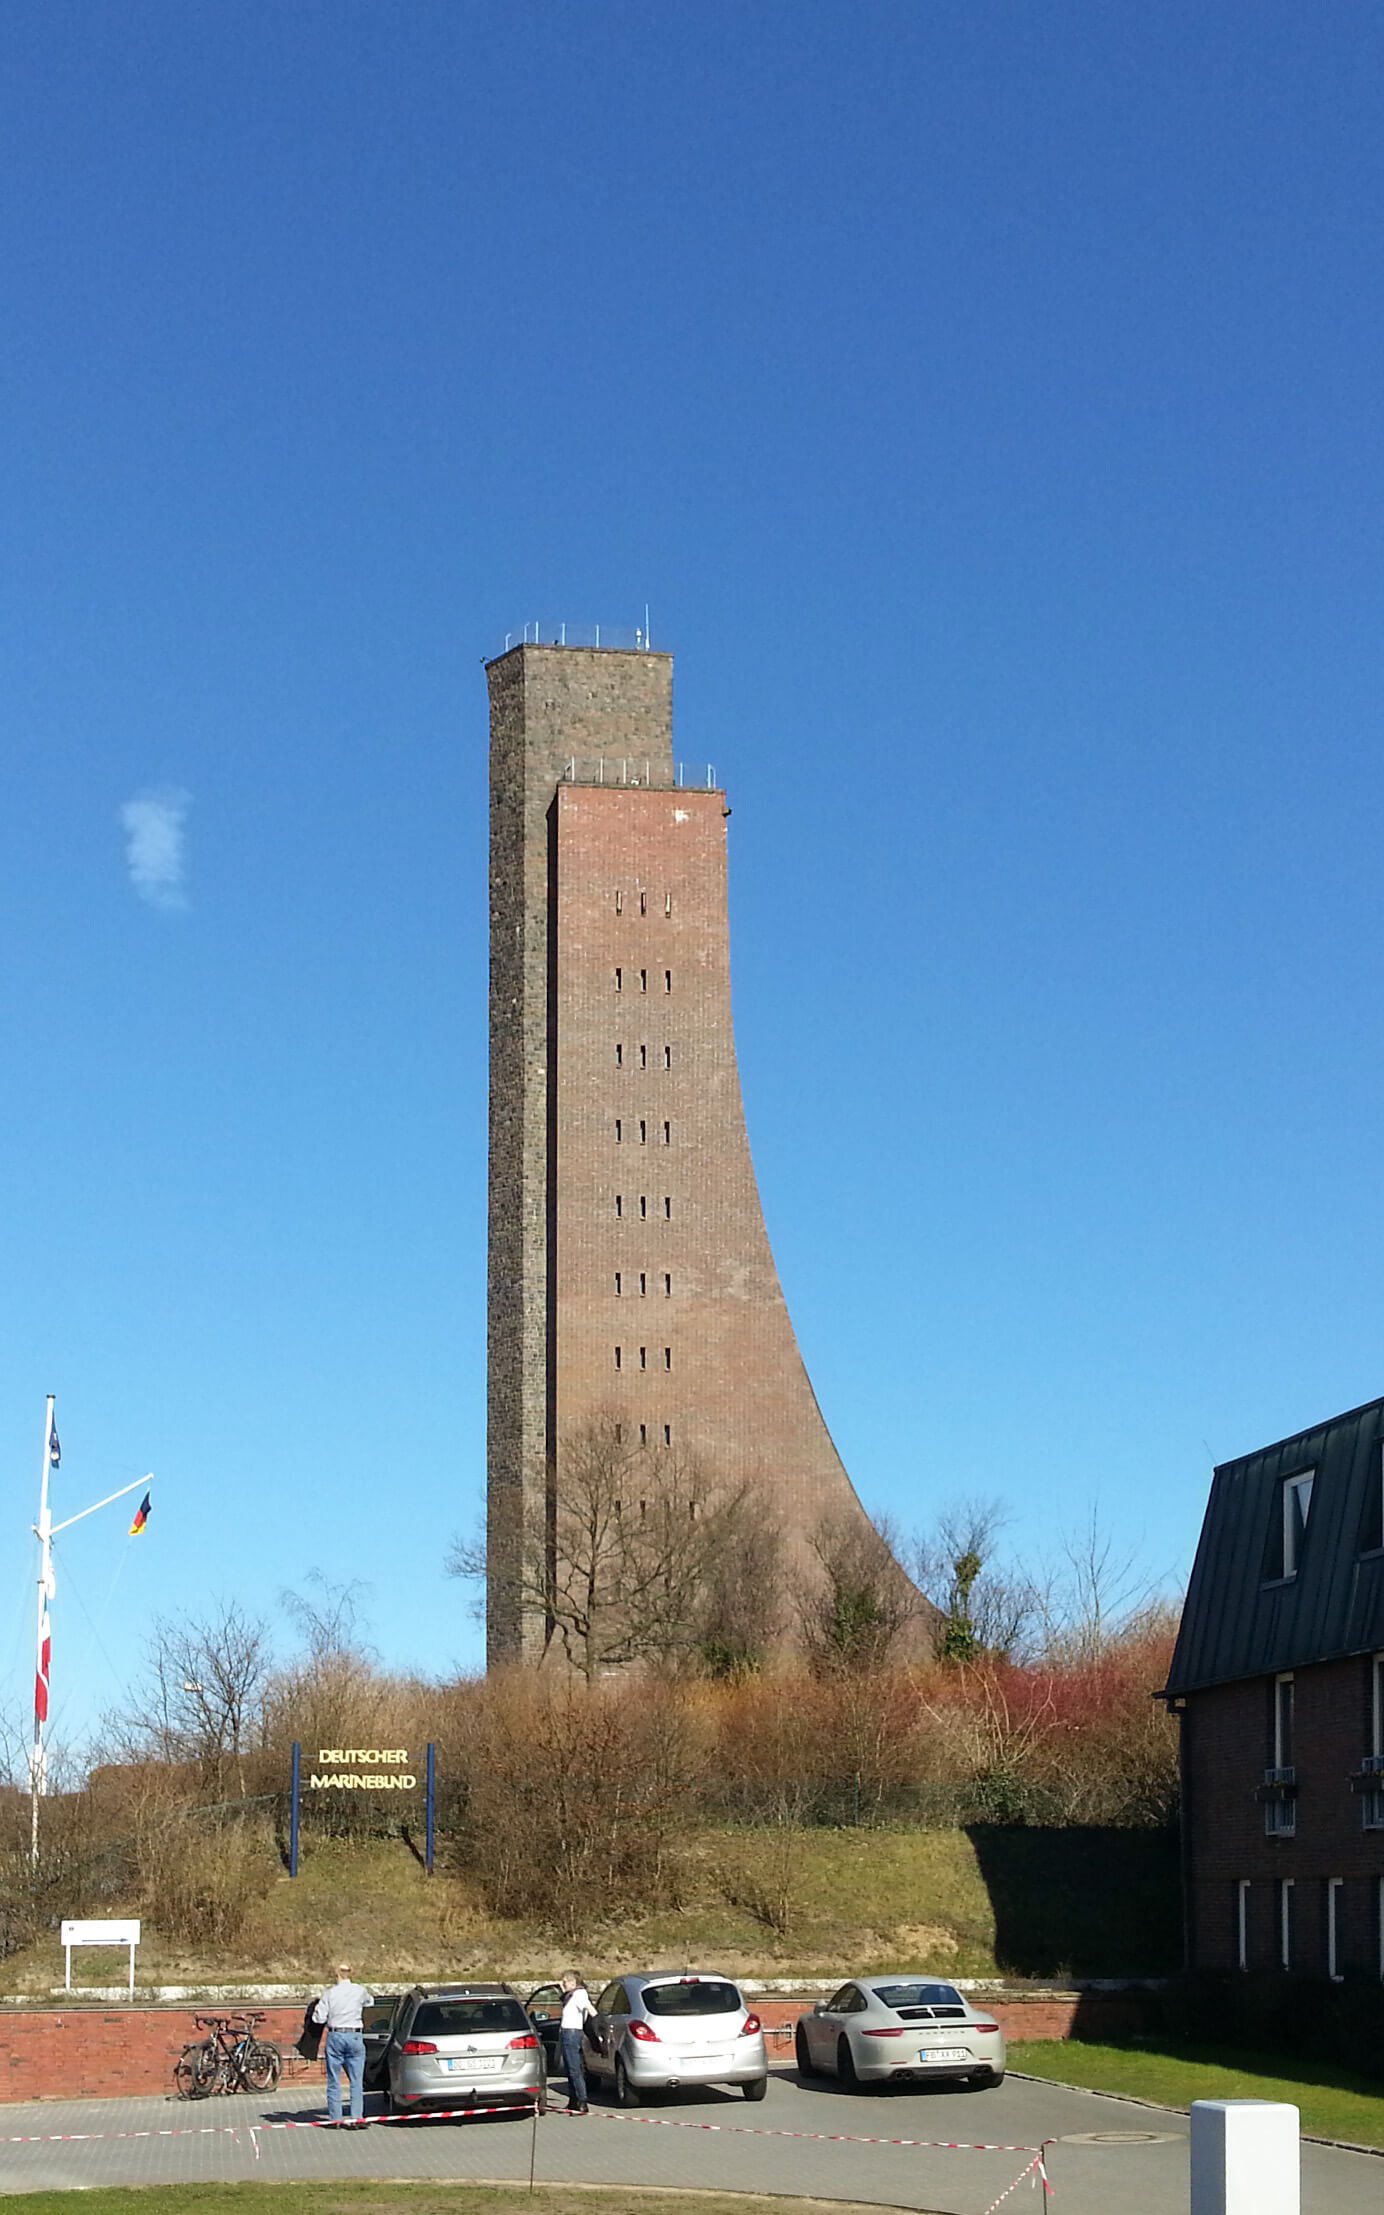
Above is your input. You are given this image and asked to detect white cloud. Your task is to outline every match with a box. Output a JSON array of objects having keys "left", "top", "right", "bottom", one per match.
[{"left": 119, "top": 788, "right": 191, "bottom": 911}]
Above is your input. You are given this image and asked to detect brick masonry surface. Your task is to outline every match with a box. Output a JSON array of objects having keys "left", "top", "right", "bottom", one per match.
[
  {"left": 0, "top": 1995, "right": 1101, "bottom": 2104},
  {"left": 1181, "top": 1651, "right": 1384, "bottom": 1975}
]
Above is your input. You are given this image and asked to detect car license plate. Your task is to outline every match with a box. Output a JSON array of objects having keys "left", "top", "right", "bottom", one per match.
[
  {"left": 919, "top": 2047, "right": 970, "bottom": 2062},
  {"left": 443, "top": 2057, "right": 501, "bottom": 2073}
]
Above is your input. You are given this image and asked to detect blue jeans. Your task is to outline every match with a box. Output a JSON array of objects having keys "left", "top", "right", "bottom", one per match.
[
  {"left": 324, "top": 2029, "right": 365, "bottom": 2120},
  {"left": 560, "top": 2027, "right": 588, "bottom": 2107}
]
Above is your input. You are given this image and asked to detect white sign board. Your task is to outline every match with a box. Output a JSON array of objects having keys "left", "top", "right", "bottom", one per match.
[{"left": 60, "top": 1919, "right": 140, "bottom": 1993}]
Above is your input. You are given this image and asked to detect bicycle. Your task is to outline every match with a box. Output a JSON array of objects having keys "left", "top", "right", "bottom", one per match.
[{"left": 174, "top": 2011, "right": 282, "bottom": 2099}]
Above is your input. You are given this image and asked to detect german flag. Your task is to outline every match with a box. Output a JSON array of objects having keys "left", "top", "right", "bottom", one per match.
[{"left": 128, "top": 1491, "right": 152, "bottom": 1536}]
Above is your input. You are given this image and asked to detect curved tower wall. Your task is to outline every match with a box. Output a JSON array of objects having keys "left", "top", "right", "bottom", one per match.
[{"left": 486, "top": 641, "right": 883, "bottom": 1665}]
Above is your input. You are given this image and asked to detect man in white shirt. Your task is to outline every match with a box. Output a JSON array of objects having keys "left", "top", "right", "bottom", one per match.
[
  {"left": 312, "top": 1962, "right": 374, "bottom": 2126},
  {"left": 559, "top": 1972, "right": 594, "bottom": 2113}
]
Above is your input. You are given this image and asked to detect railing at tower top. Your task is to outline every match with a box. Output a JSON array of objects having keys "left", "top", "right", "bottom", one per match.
[
  {"left": 497, "top": 621, "right": 664, "bottom": 654},
  {"left": 561, "top": 758, "right": 719, "bottom": 791}
]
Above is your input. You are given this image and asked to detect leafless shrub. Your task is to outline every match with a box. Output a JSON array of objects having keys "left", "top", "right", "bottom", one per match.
[{"left": 449, "top": 1670, "right": 703, "bottom": 1940}]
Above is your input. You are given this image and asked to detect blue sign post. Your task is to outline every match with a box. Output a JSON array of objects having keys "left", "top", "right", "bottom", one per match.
[
  {"left": 425, "top": 1741, "right": 435, "bottom": 1874},
  {"left": 289, "top": 1741, "right": 301, "bottom": 1877}
]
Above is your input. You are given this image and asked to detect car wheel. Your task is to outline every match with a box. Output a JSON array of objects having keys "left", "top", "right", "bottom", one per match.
[
  {"left": 972, "top": 2067, "right": 1005, "bottom": 2090},
  {"left": 837, "top": 2037, "right": 862, "bottom": 2092},
  {"left": 742, "top": 2075, "right": 768, "bottom": 2101},
  {"left": 795, "top": 2024, "right": 817, "bottom": 2076},
  {"left": 614, "top": 2057, "right": 640, "bottom": 2108}
]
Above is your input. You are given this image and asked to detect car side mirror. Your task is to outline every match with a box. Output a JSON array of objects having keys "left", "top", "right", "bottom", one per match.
[{"left": 812, "top": 2003, "right": 825, "bottom": 2014}]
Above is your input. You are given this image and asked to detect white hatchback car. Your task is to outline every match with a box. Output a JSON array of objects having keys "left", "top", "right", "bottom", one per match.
[
  {"left": 795, "top": 1976, "right": 1005, "bottom": 2091},
  {"left": 584, "top": 1970, "right": 769, "bottom": 2103}
]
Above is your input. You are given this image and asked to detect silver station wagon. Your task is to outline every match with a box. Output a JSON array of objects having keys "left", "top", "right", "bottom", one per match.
[
  {"left": 383, "top": 1983, "right": 546, "bottom": 2115},
  {"left": 584, "top": 1970, "right": 768, "bottom": 2103},
  {"left": 795, "top": 1977, "right": 1006, "bottom": 2091}
]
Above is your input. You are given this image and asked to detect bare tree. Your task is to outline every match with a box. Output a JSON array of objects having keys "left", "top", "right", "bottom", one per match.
[
  {"left": 1038, "top": 1509, "right": 1163, "bottom": 1663},
  {"left": 280, "top": 1572, "right": 373, "bottom": 1664},
  {"left": 452, "top": 1411, "right": 772, "bottom": 1680},
  {"left": 911, "top": 1499, "right": 1038, "bottom": 1662},
  {"left": 798, "top": 1510, "right": 922, "bottom": 1672},
  {"left": 108, "top": 1601, "right": 271, "bottom": 1796}
]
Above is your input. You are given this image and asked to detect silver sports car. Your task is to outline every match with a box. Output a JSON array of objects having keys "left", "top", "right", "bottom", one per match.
[{"left": 794, "top": 1977, "right": 1005, "bottom": 2091}]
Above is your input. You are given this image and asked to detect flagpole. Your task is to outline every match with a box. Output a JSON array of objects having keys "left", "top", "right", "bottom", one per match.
[{"left": 31, "top": 1396, "right": 55, "bottom": 1868}]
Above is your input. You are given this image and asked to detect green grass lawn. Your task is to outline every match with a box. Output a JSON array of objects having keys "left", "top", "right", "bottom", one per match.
[
  {"left": 0, "top": 2188, "right": 907, "bottom": 2215},
  {"left": 0, "top": 1824, "right": 1180, "bottom": 1992},
  {"left": 1010, "top": 2038, "right": 1384, "bottom": 2149}
]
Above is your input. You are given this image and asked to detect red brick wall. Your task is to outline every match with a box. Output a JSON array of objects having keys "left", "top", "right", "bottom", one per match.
[
  {"left": 0, "top": 2006, "right": 317, "bottom": 2105},
  {"left": 0, "top": 1994, "right": 1118, "bottom": 2104},
  {"left": 552, "top": 781, "right": 896, "bottom": 1578},
  {"left": 1182, "top": 1655, "right": 1384, "bottom": 1976}
]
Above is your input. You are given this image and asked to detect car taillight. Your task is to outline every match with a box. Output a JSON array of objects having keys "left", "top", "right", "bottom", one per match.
[
  {"left": 863, "top": 2027, "right": 904, "bottom": 2037},
  {"left": 508, "top": 2033, "right": 538, "bottom": 2050},
  {"left": 740, "top": 2013, "right": 761, "bottom": 2036},
  {"left": 970, "top": 2022, "right": 1000, "bottom": 2035},
  {"left": 402, "top": 2040, "right": 437, "bottom": 2055},
  {"left": 629, "top": 2020, "right": 660, "bottom": 2042}
]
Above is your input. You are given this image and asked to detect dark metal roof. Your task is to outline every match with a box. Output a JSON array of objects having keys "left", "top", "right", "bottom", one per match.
[{"left": 1163, "top": 1393, "right": 1384, "bottom": 1697}]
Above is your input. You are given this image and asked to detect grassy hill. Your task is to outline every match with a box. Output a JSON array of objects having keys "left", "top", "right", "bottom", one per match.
[{"left": 0, "top": 1823, "right": 1179, "bottom": 1993}]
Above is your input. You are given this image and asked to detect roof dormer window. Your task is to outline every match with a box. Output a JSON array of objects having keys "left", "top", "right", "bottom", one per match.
[{"left": 1282, "top": 1470, "right": 1313, "bottom": 1578}]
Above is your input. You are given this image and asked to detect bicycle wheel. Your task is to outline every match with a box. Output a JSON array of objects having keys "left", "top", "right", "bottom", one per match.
[
  {"left": 174, "top": 2043, "right": 219, "bottom": 2100},
  {"left": 244, "top": 2041, "right": 281, "bottom": 2092}
]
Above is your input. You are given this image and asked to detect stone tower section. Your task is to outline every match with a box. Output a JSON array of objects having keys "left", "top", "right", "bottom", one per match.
[{"left": 487, "top": 640, "right": 882, "bottom": 1666}]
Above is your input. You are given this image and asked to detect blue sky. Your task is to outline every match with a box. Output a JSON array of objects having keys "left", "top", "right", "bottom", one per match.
[{"left": 4, "top": 2, "right": 1384, "bottom": 1748}]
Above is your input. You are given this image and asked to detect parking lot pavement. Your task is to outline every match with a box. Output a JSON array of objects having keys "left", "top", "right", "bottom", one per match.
[{"left": 0, "top": 2068, "right": 1378, "bottom": 2215}]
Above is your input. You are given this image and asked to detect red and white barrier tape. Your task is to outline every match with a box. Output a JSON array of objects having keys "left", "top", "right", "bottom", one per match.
[
  {"left": 1, "top": 2099, "right": 1056, "bottom": 2201},
  {"left": 1, "top": 2103, "right": 534, "bottom": 2144},
  {"left": 566, "top": 2105, "right": 1045, "bottom": 2154},
  {"left": 980, "top": 2147, "right": 1054, "bottom": 2214}
]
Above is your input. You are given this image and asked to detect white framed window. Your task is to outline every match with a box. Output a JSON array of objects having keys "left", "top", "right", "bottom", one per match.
[
  {"left": 1237, "top": 1880, "right": 1250, "bottom": 1972},
  {"left": 1265, "top": 1673, "right": 1296, "bottom": 1837},
  {"left": 1274, "top": 1673, "right": 1295, "bottom": 1769},
  {"left": 1361, "top": 1441, "right": 1384, "bottom": 1553},
  {"left": 1328, "top": 1879, "right": 1344, "bottom": 1981},
  {"left": 1283, "top": 1470, "right": 1314, "bottom": 1575},
  {"left": 1279, "top": 1878, "right": 1294, "bottom": 1970},
  {"left": 1363, "top": 1654, "right": 1384, "bottom": 1829}
]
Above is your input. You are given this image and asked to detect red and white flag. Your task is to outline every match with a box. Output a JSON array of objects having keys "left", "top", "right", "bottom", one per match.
[{"left": 34, "top": 1596, "right": 51, "bottom": 1724}]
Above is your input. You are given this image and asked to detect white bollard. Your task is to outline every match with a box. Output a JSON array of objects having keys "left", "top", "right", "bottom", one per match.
[{"left": 1190, "top": 2100, "right": 1300, "bottom": 2215}]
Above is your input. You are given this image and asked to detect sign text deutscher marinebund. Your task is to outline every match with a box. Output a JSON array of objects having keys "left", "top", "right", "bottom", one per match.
[{"left": 310, "top": 1748, "right": 417, "bottom": 1790}]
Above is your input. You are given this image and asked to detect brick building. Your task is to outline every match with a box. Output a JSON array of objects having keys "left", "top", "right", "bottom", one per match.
[
  {"left": 1163, "top": 1395, "right": 1384, "bottom": 1979},
  {"left": 486, "top": 639, "right": 900, "bottom": 1665}
]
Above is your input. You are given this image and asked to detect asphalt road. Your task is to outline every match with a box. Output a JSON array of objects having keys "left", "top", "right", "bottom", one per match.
[{"left": 0, "top": 2067, "right": 1378, "bottom": 2215}]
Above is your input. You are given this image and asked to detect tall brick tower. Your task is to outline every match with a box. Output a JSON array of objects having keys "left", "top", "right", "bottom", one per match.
[{"left": 487, "top": 639, "right": 889, "bottom": 1665}]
